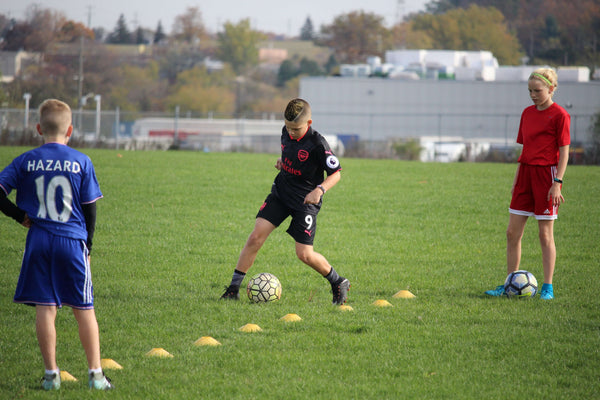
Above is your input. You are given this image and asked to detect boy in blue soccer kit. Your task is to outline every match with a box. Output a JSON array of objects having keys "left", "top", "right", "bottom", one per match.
[
  {"left": 221, "top": 98, "right": 350, "bottom": 304},
  {"left": 0, "top": 99, "right": 113, "bottom": 390}
]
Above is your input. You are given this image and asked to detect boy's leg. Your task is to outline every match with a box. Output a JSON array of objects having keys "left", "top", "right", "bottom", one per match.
[
  {"left": 294, "top": 243, "right": 331, "bottom": 276},
  {"left": 538, "top": 220, "right": 556, "bottom": 299},
  {"left": 506, "top": 213, "right": 528, "bottom": 274},
  {"left": 36, "top": 305, "right": 58, "bottom": 371},
  {"left": 295, "top": 243, "right": 349, "bottom": 305},
  {"left": 485, "top": 213, "right": 528, "bottom": 296},
  {"left": 221, "top": 218, "right": 276, "bottom": 299},
  {"left": 236, "top": 218, "right": 277, "bottom": 273},
  {"left": 538, "top": 220, "right": 556, "bottom": 284},
  {"left": 72, "top": 308, "right": 102, "bottom": 370},
  {"left": 72, "top": 308, "right": 114, "bottom": 390}
]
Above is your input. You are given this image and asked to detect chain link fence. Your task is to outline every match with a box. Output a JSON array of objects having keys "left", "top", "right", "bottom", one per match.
[{"left": 1, "top": 107, "right": 597, "bottom": 163}]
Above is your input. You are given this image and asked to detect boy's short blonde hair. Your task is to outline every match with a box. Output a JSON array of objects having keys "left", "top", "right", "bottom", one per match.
[
  {"left": 284, "top": 98, "right": 311, "bottom": 123},
  {"left": 38, "top": 99, "right": 72, "bottom": 137}
]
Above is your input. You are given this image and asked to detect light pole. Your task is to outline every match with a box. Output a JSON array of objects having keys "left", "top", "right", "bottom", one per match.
[
  {"left": 23, "top": 93, "right": 31, "bottom": 130},
  {"left": 94, "top": 95, "right": 101, "bottom": 139}
]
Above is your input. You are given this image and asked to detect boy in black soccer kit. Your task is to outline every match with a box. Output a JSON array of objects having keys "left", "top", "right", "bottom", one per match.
[{"left": 221, "top": 98, "right": 350, "bottom": 304}]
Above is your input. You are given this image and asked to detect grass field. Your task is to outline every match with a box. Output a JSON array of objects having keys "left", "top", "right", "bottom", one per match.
[{"left": 1, "top": 147, "right": 599, "bottom": 399}]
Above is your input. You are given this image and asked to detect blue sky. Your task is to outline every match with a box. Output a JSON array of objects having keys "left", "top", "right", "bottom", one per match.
[{"left": 2, "top": 0, "right": 429, "bottom": 36}]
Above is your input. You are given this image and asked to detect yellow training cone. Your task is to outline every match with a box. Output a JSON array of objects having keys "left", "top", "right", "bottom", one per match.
[
  {"left": 194, "top": 336, "right": 222, "bottom": 346},
  {"left": 145, "top": 348, "right": 174, "bottom": 358},
  {"left": 338, "top": 305, "right": 354, "bottom": 312},
  {"left": 280, "top": 313, "right": 302, "bottom": 322},
  {"left": 239, "top": 323, "right": 262, "bottom": 332},
  {"left": 372, "top": 299, "right": 393, "bottom": 307},
  {"left": 393, "top": 290, "right": 416, "bottom": 299},
  {"left": 101, "top": 358, "right": 123, "bottom": 369},
  {"left": 60, "top": 370, "right": 77, "bottom": 381}
]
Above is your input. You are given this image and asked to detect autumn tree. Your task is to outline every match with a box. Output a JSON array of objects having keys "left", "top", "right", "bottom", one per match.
[
  {"left": 390, "top": 20, "right": 433, "bottom": 50},
  {"left": 319, "top": 11, "right": 392, "bottom": 63},
  {"left": 24, "top": 5, "right": 66, "bottom": 51},
  {"left": 216, "top": 19, "right": 265, "bottom": 75},
  {"left": 56, "top": 21, "right": 95, "bottom": 43},
  {"left": 166, "top": 65, "right": 236, "bottom": 114},
  {"left": 107, "top": 61, "right": 167, "bottom": 111},
  {"left": 1, "top": 21, "right": 32, "bottom": 51},
  {"left": 171, "top": 6, "right": 208, "bottom": 45},
  {"left": 409, "top": 4, "right": 523, "bottom": 64},
  {"left": 0, "top": 5, "right": 66, "bottom": 51},
  {"left": 423, "top": 0, "right": 600, "bottom": 66}
]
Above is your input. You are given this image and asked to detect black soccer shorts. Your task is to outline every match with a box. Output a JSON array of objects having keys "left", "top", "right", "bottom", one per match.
[{"left": 256, "top": 193, "right": 319, "bottom": 245}]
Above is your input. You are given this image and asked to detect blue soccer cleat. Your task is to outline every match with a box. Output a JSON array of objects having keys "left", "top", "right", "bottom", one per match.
[
  {"left": 484, "top": 285, "right": 505, "bottom": 297},
  {"left": 539, "top": 284, "right": 554, "bottom": 300}
]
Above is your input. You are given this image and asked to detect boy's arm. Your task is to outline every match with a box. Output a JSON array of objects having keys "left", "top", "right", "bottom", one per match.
[
  {"left": 304, "top": 170, "right": 341, "bottom": 205},
  {"left": 0, "top": 190, "right": 27, "bottom": 224},
  {"left": 547, "top": 145, "right": 569, "bottom": 205},
  {"left": 82, "top": 202, "right": 97, "bottom": 253}
]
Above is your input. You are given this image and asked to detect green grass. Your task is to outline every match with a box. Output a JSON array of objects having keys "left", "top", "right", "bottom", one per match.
[{"left": 1, "top": 147, "right": 599, "bottom": 399}]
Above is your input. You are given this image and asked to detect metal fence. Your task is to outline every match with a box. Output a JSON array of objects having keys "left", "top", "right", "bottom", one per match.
[{"left": 1, "top": 107, "right": 597, "bottom": 163}]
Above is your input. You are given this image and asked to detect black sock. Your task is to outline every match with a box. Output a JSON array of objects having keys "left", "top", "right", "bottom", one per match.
[
  {"left": 230, "top": 269, "right": 246, "bottom": 288},
  {"left": 325, "top": 267, "right": 341, "bottom": 285}
]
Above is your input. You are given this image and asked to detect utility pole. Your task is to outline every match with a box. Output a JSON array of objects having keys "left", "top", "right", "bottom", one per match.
[{"left": 77, "top": 6, "right": 93, "bottom": 133}]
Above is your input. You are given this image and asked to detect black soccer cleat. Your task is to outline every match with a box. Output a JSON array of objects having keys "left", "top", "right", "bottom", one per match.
[
  {"left": 331, "top": 278, "right": 350, "bottom": 305},
  {"left": 220, "top": 285, "right": 240, "bottom": 300}
]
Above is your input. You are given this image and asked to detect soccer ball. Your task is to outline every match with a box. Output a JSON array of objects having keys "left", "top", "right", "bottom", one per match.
[
  {"left": 504, "top": 270, "right": 538, "bottom": 298},
  {"left": 246, "top": 273, "right": 282, "bottom": 303}
]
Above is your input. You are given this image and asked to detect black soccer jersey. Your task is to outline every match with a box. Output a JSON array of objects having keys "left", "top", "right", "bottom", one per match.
[{"left": 272, "top": 126, "right": 341, "bottom": 209}]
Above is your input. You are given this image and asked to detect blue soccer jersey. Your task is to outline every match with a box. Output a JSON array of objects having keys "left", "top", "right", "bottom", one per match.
[{"left": 0, "top": 143, "right": 102, "bottom": 240}]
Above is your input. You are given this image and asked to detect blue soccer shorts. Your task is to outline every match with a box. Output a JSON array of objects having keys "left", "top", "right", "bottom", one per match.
[{"left": 14, "top": 226, "right": 94, "bottom": 309}]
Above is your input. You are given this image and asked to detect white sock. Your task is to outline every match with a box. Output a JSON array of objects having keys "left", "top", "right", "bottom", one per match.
[
  {"left": 89, "top": 368, "right": 103, "bottom": 375},
  {"left": 45, "top": 369, "right": 59, "bottom": 376}
]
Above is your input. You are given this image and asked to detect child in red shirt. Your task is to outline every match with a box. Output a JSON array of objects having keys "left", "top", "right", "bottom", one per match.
[{"left": 486, "top": 68, "right": 570, "bottom": 300}]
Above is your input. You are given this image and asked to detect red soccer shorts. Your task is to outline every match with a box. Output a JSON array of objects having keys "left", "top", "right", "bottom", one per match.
[{"left": 509, "top": 164, "right": 559, "bottom": 220}]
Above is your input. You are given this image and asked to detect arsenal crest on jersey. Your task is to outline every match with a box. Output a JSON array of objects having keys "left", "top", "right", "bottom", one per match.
[{"left": 298, "top": 149, "right": 309, "bottom": 162}]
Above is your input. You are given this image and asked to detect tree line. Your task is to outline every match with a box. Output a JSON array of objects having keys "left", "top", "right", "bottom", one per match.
[{"left": 0, "top": 1, "right": 598, "bottom": 115}]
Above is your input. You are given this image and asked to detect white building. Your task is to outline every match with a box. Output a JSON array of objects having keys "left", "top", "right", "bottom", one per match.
[
  {"left": 347, "top": 49, "right": 591, "bottom": 84},
  {"left": 299, "top": 76, "right": 600, "bottom": 161}
]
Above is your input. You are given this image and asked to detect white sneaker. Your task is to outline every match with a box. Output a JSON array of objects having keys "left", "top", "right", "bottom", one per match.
[{"left": 89, "top": 371, "right": 114, "bottom": 390}]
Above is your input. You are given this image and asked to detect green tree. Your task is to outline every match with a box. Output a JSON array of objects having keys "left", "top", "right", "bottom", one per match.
[
  {"left": 277, "top": 59, "right": 297, "bottom": 87},
  {"left": 324, "top": 54, "right": 339, "bottom": 74},
  {"left": 319, "top": 11, "right": 392, "bottom": 63},
  {"left": 134, "top": 27, "right": 147, "bottom": 45},
  {"left": 298, "top": 57, "right": 322, "bottom": 76},
  {"left": 216, "top": 19, "right": 265, "bottom": 75},
  {"left": 107, "top": 14, "right": 132, "bottom": 44},
  {"left": 154, "top": 21, "right": 166, "bottom": 44},
  {"left": 300, "top": 16, "right": 315, "bottom": 40}
]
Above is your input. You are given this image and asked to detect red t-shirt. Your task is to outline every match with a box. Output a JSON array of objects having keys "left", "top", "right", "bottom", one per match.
[{"left": 517, "top": 103, "right": 570, "bottom": 166}]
